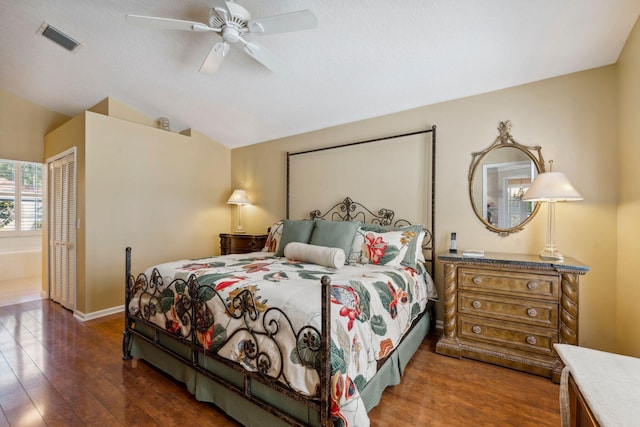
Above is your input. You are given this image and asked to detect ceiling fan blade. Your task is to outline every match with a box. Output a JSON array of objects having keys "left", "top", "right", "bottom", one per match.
[
  {"left": 248, "top": 10, "right": 317, "bottom": 35},
  {"left": 126, "top": 14, "right": 214, "bottom": 32},
  {"left": 200, "top": 42, "right": 230, "bottom": 74},
  {"left": 243, "top": 42, "right": 291, "bottom": 76}
]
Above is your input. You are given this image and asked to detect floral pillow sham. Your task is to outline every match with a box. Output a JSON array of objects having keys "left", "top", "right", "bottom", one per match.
[
  {"left": 349, "top": 224, "right": 424, "bottom": 269},
  {"left": 262, "top": 220, "right": 283, "bottom": 252}
]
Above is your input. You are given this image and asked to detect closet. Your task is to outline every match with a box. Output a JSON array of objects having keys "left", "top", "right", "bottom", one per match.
[{"left": 47, "top": 149, "right": 76, "bottom": 310}]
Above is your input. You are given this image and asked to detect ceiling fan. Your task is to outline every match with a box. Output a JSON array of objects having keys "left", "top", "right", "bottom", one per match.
[{"left": 126, "top": 0, "right": 317, "bottom": 75}]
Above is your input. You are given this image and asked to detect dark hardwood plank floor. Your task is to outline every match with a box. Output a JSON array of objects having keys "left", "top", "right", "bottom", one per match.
[{"left": 0, "top": 299, "right": 560, "bottom": 426}]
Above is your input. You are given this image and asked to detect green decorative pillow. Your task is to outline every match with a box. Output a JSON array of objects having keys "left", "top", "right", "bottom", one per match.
[
  {"left": 309, "top": 220, "right": 361, "bottom": 262},
  {"left": 275, "top": 219, "right": 315, "bottom": 257}
]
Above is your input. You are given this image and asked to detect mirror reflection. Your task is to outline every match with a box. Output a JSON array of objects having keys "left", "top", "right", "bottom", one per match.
[
  {"left": 469, "top": 121, "right": 545, "bottom": 236},
  {"left": 483, "top": 160, "right": 535, "bottom": 229}
]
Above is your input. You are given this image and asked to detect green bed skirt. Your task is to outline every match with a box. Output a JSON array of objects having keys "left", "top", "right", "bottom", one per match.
[{"left": 128, "top": 312, "right": 430, "bottom": 426}]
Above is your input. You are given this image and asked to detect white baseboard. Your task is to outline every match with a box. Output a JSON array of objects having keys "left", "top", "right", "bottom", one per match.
[{"left": 74, "top": 305, "right": 124, "bottom": 322}]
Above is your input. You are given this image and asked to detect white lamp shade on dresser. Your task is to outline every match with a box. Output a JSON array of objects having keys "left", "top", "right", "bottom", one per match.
[{"left": 522, "top": 172, "right": 583, "bottom": 202}]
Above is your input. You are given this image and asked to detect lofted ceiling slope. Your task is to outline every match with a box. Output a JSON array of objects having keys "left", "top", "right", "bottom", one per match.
[{"left": 1, "top": 0, "right": 639, "bottom": 148}]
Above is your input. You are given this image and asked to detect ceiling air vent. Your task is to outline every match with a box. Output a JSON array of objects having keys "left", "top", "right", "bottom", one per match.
[{"left": 38, "top": 22, "right": 82, "bottom": 53}]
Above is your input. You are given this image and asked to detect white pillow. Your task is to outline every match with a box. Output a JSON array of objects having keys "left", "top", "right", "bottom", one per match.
[
  {"left": 416, "top": 231, "right": 426, "bottom": 263},
  {"left": 284, "top": 242, "right": 346, "bottom": 269}
]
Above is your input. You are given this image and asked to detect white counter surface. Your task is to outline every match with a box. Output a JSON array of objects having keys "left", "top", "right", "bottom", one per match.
[{"left": 555, "top": 344, "right": 640, "bottom": 426}]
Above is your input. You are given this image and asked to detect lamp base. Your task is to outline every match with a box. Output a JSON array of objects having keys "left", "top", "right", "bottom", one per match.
[
  {"left": 234, "top": 227, "right": 246, "bottom": 234},
  {"left": 539, "top": 248, "right": 564, "bottom": 262}
]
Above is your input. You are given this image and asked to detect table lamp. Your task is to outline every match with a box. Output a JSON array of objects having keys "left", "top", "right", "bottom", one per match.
[
  {"left": 227, "top": 189, "right": 251, "bottom": 233},
  {"left": 522, "top": 162, "right": 582, "bottom": 261}
]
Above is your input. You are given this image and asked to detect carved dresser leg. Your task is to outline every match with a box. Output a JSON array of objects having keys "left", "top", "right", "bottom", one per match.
[
  {"left": 559, "top": 272, "right": 579, "bottom": 345},
  {"left": 436, "top": 262, "right": 461, "bottom": 358}
]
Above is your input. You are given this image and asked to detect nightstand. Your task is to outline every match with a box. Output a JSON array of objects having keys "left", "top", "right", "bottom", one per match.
[
  {"left": 435, "top": 252, "right": 589, "bottom": 382},
  {"left": 219, "top": 233, "right": 268, "bottom": 255}
]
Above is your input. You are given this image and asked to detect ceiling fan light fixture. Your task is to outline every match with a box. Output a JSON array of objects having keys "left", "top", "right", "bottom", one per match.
[{"left": 222, "top": 27, "right": 241, "bottom": 43}]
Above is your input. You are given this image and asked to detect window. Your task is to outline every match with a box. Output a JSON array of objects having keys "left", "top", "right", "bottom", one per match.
[{"left": 0, "top": 159, "right": 43, "bottom": 235}]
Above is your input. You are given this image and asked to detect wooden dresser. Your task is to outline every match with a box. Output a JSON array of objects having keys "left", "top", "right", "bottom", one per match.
[
  {"left": 436, "top": 252, "right": 589, "bottom": 382},
  {"left": 219, "top": 233, "right": 268, "bottom": 255}
]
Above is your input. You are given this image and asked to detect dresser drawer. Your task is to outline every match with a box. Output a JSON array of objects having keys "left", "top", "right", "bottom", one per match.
[
  {"left": 458, "top": 291, "right": 558, "bottom": 328},
  {"left": 459, "top": 268, "right": 559, "bottom": 301},
  {"left": 458, "top": 315, "right": 557, "bottom": 355}
]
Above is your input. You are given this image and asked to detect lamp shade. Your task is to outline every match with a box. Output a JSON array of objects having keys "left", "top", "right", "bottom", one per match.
[
  {"left": 522, "top": 172, "right": 583, "bottom": 202},
  {"left": 226, "top": 189, "right": 251, "bottom": 205}
]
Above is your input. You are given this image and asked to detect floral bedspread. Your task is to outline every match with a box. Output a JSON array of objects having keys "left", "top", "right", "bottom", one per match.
[{"left": 128, "top": 252, "right": 435, "bottom": 427}]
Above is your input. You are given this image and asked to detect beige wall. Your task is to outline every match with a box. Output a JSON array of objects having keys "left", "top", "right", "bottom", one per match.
[
  {"left": 287, "top": 133, "right": 430, "bottom": 223},
  {"left": 88, "top": 97, "right": 159, "bottom": 129},
  {"left": 45, "top": 100, "right": 231, "bottom": 315},
  {"left": 232, "top": 66, "right": 619, "bottom": 353},
  {"left": 0, "top": 88, "right": 69, "bottom": 162},
  {"left": 0, "top": 89, "right": 69, "bottom": 283},
  {"left": 84, "top": 113, "right": 231, "bottom": 313},
  {"left": 617, "top": 16, "right": 640, "bottom": 356}
]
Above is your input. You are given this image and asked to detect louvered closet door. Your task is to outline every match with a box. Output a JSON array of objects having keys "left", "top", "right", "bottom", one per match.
[{"left": 48, "top": 152, "right": 76, "bottom": 310}]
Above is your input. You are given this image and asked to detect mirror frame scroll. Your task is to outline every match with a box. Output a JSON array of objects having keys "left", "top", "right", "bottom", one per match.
[{"left": 469, "top": 121, "right": 546, "bottom": 236}]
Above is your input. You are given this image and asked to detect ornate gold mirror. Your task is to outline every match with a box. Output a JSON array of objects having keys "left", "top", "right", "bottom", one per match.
[{"left": 469, "top": 121, "right": 546, "bottom": 236}]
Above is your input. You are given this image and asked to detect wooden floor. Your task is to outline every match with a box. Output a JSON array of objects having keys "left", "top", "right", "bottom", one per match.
[{"left": 0, "top": 299, "right": 561, "bottom": 426}]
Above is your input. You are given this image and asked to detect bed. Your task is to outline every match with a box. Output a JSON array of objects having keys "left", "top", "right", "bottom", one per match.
[
  {"left": 123, "top": 200, "right": 438, "bottom": 427},
  {"left": 122, "top": 127, "right": 437, "bottom": 426}
]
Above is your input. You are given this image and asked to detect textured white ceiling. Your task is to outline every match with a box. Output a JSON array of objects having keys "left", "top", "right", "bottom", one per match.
[{"left": 1, "top": 0, "right": 639, "bottom": 148}]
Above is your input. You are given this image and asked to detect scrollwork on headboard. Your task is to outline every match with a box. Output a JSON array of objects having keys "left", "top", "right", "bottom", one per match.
[
  {"left": 310, "top": 197, "right": 434, "bottom": 273},
  {"left": 309, "top": 197, "right": 397, "bottom": 226}
]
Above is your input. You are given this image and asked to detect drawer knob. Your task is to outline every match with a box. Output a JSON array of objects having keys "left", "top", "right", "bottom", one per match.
[
  {"left": 472, "top": 325, "right": 482, "bottom": 334},
  {"left": 472, "top": 276, "right": 483, "bottom": 285},
  {"left": 527, "top": 281, "right": 539, "bottom": 290},
  {"left": 527, "top": 308, "right": 538, "bottom": 317},
  {"left": 472, "top": 300, "right": 482, "bottom": 309},
  {"left": 526, "top": 335, "right": 537, "bottom": 345}
]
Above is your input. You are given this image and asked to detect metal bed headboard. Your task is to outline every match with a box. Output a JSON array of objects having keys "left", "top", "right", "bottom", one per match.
[{"left": 285, "top": 126, "right": 437, "bottom": 273}]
